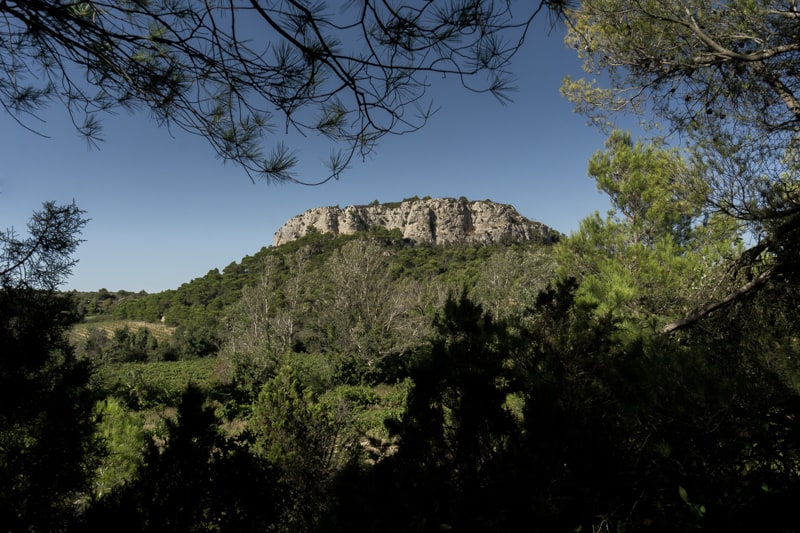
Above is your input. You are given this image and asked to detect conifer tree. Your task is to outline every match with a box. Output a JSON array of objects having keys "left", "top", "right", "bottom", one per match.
[{"left": 0, "top": 202, "right": 98, "bottom": 530}]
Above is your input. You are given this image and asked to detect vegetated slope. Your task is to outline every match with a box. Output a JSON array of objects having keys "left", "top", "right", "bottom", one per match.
[
  {"left": 109, "top": 230, "right": 550, "bottom": 318},
  {"left": 68, "top": 198, "right": 557, "bottom": 365},
  {"left": 102, "top": 198, "right": 558, "bottom": 324}
]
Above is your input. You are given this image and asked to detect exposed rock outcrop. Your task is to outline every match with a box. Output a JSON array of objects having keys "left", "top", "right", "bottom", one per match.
[{"left": 273, "top": 197, "right": 558, "bottom": 247}]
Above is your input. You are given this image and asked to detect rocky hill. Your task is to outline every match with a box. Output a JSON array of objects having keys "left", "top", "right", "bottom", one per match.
[{"left": 273, "top": 197, "right": 558, "bottom": 247}]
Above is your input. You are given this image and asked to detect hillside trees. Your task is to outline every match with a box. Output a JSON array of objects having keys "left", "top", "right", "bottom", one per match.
[
  {"left": 471, "top": 244, "right": 556, "bottom": 320},
  {"left": 391, "top": 292, "right": 523, "bottom": 529},
  {"left": 563, "top": 0, "right": 800, "bottom": 314},
  {"left": 107, "top": 326, "right": 160, "bottom": 363},
  {"left": 3, "top": 1, "right": 563, "bottom": 183},
  {"left": 344, "top": 242, "right": 799, "bottom": 530},
  {"left": 0, "top": 202, "right": 101, "bottom": 530},
  {"left": 221, "top": 236, "right": 465, "bottom": 388},
  {"left": 222, "top": 253, "right": 305, "bottom": 390},
  {"left": 312, "top": 240, "right": 432, "bottom": 383},
  {"left": 112, "top": 267, "right": 247, "bottom": 359}
]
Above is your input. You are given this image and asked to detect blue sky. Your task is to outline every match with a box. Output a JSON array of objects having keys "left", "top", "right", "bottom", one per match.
[{"left": 0, "top": 17, "right": 614, "bottom": 293}]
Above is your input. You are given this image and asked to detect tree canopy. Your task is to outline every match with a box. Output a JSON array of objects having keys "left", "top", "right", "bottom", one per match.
[
  {"left": 563, "top": 0, "right": 800, "bottom": 224},
  {"left": 562, "top": 0, "right": 800, "bottom": 323},
  {"left": 0, "top": 201, "right": 87, "bottom": 290},
  {"left": 555, "top": 131, "right": 742, "bottom": 333},
  {"left": 0, "top": 203, "right": 98, "bottom": 531},
  {"left": 2, "top": 0, "right": 563, "bottom": 183}
]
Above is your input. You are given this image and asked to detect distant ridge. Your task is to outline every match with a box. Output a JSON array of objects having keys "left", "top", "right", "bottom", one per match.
[{"left": 273, "top": 197, "right": 559, "bottom": 247}]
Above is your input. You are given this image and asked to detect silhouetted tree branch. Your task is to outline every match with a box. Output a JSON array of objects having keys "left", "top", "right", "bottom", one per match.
[
  {"left": 0, "top": 201, "right": 88, "bottom": 290},
  {"left": 1, "top": 1, "right": 565, "bottom": 184}
]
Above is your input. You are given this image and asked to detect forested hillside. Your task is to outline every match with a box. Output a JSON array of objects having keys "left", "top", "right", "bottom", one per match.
[
  {"left": 5, "top": 143, "right": 800, "bottom": 533},
  {"left": 72, "top": 223, "right": 556, "bottom": 368},
  {"left": 4, "top": 1, "right": 800, "bottom": 531},
  {"left": 10, "top": 185, "right": 794, "bottom": 531}
]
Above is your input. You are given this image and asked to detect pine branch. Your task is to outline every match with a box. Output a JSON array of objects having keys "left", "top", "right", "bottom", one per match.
[{"left": 660, "top": 267, "right": 775, "bottom": 334}]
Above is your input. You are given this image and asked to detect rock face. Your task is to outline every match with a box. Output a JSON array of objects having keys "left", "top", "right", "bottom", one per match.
[{"left": 273, "top": 197, "right": 558, "bottom": 247}]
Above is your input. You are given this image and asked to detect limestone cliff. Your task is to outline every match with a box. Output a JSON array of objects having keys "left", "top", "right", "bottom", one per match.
[{"left": 273, "top": 197, "right": 558, "bottom": 247}]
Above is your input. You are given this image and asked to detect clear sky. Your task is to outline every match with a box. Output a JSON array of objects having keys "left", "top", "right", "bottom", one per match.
[{"left": 0, "top": 16, "right": 615, "bottom": 293}]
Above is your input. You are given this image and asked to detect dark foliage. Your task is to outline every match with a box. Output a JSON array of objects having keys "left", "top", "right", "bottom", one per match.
[
  {"left": 327, "top": 291, "right": 526, "bottom": 531},
  {"left": 0, "top": 288, "right": 102, "bottom": 532},
  {"left": 0, "top": 203, "right": 100, "bottom": 532},
  {"left": 327, "top": 282, "right": 800, "bottom": 531},
  {"left": 83, "top": 385, "right": 286, "bottom": 532}
]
